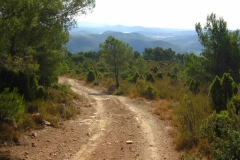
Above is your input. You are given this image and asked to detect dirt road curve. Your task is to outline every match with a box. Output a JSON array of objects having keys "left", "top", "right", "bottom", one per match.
[{"left": 0, "top": 77, "right": 180, "bottom": 160}]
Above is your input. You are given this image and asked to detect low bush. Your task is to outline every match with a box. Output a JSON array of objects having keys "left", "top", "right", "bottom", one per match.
[
  {"left": 209, "top": 73, "right": 238, "bottom": 113},
  {"left": 18, "top": 113, "right": 36, "bottom": 130},
  {"left": 175, "top": 94, "right": 211, "bottom": 150},
  {"left": 0, "top": 122, "right": 21, "bottom": 143},
  {"left": 60, "top": 84, "right": 71, "bottom": 95},
  {"left": 86, "top": 70, "right": 95, "bottom": 83},
  {"left": 114, "top": 87, "right": 124, "bottom": 95},
  {"left": 46, "top": 85, "right": 72, "bottom": 104},
  {"left": 136, "top": 79, "right": 146, "bottom": 95},
  {"left": 36, "top": 86, "right": 45, "bottom": 99},
  {"left": 150, "top": 66, "right": 158, "bottom": 73},
  {"left": 153, "top": 100, "right": 176, "bottom": 120},
  {"left": 57, "top": 104, "right": 78, "bottom": 119},
  {"left": 125, "top": 72, "right": 141, "bottom": 84},
  {"left": 156, "top": 72, "right": 163, "bottom": 79},
  {"left": 146, "top": 73, "right": 155, "bottom": 82},
  {"left": 143, "top": 86, "right": 158, "bottom": 99},
  {"left": 188, "top": 80, "right": 200, "bottom": 94},
  {"left": 167, "top": 72, "right": 176, "bottom": 79},
  {"left": 22, "top": 84, "right": 80, "bottom": 129},
  {"left": 93, "top": 81, "right": 99, "bottom": 86},
  {"left": 199, "top": 111, "right": 240, "bottom": 159},
  {"left": 51, "top": 83, "right": 61, "bottom": 90},
  {"left": 25, "top": 99, "right": 78, "bottom": 128},
  {"left": 0, "top": 80, "right": 82, "bottom": 143},
  {"left": 32, "top": 114, "right": 43, "bottom": 125},
  {"left": 0, "top": 88, "right": 25, "bottom": 122},
  {"left": 76, "top": 69, "right": 81, "bottom": 74}
]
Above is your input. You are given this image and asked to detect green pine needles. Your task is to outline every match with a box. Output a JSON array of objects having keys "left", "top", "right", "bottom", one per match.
[
  {"left": 0, "top": 88, "right": 25, "bottom": 122},
  {"left": 209, "top": 73, "right": 238, "bottom": 113}
]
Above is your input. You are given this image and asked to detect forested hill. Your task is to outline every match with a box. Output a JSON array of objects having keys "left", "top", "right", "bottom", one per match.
[{"left": 66, "top": 25, "right": 203, "bottom": 54}]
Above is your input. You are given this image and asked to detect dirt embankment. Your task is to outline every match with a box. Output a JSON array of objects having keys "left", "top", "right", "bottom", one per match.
[{"left": 0, "top": 77, "right": 180, "bottom": 160}]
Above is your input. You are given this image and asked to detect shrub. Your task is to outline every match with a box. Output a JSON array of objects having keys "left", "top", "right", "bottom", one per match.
[
  {"left": 86, "top": 70, "right": 95, "bottom": 83},
  {"left": 36, "top": 86, "right": 45, "bottom": 99},
  {"left": 125, "top": 72, "right": 140, "bottom": 84},
  {"left": 167, "top": 72, "right": 176, "bottom": 79},
  {"left": 46, "top": 88, "right": 67, "bottom": 103},
  {"left": 0, "top": 88, "right": 25, "bottom": 122},
  {"left": 0, "top": 122, "right": 21, "bottom": 143},
  {"left": 76, "top": 69, "right": 81, "bottom": 74},
  {"left": 136, "top": 79, "right": 146, "bottom": 95},
  {"left": 30, "top": 100, "right": 60, "bottom": 127},
  {"left": 146, "top": 73, "right": 155, "bottom": 82},
  {"left": 189, "top": 80, "right": 200, "bottom": 94},
  {"left": 114, "top": 87, "right": 124, "bottom": 95},
  {"left": 93, "top": 81, "right": 99, "bottom": 86},
  {"left": 18, "top": 113, "right": 36, "bottom": 130},
  {"left": 143, "top": 86, "right": 157, "bottom": 99},
  {"left": 58, "top": 104, "right": 77, "bottom": 120},
  {"left": 175, "top": 94, "right": 211, "bottom": 150},
  {"left": 209, "top": 76, "right": 223, "bottom": 112},
  {"left": 132, "top": 72, "right": 140, "bottom": 83},
  {"left": 153, "top": 100, "right": 176, "bottom": 120},
  {"left": 108, "top": 84, "right": 117, "bottom": 94},
  {"left": 199, "top": 111, "right": 240, "bottom": 159},
  {"left": 32, "top": 114, "right": 44, "bottom": 125},
  {"left": 150, "top": 66, "right": 158, "bottom": 73},
  {"left": 156, "top": 72, "right": 163, "bottom": 79},
  {"left": 228, "top": 96, "right": 240, "bottom": 130},
  {"left": 60, "top": 84, "right": 71, "bottom": 95},
  {"left": 229, "top": 96, "right": 240, "bottom": 115},
  {"left": 209, "top": 73, "right": 238, "bottom": 113},
  {"left": 51, "top": 83, "right": 61, "bottom": 90}
]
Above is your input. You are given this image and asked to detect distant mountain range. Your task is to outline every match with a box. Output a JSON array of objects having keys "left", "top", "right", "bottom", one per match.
[{"left": 66, "top": 22, "right": 203, "bottom": 54}]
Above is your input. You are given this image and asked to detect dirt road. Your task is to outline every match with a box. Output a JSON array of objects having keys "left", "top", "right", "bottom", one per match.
[
  {"left": 60, "top": 78, "right": 180, "bottom": 160},
  {"left": 0, "top": 77, "right": 180, "bottom": 160}
]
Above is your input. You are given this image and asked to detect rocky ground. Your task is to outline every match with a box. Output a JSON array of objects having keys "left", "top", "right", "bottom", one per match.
[{"left": 0, "top": 77, "right": 180, "bottom": 160}]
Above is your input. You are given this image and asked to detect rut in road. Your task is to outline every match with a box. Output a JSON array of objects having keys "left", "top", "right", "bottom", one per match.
[{"left": 59, "top": 77, "right": 180, "bottom": 160}]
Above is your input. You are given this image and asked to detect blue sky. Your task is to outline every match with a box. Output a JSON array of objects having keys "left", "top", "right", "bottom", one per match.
[{"left": 77, "top": 0, "right": 240, "bottom": 29}]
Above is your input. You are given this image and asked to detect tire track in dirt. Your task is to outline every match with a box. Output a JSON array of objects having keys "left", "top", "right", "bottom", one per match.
[
  {"left": 59, "top": 77, "right": 180, "bottom": 160},
  {"left": 117, "top": 97, "right": 179, "bottom": 159},
  {"left": 59, "top": 78, "right": 111, "bottom": 160},
  {"left": 117, "top": 96, "right": 159, "bottom": 159}
]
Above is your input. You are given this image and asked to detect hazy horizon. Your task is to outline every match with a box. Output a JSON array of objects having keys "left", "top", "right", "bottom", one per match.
[
  {"left": 75, "top": 21, "right": 197, "bottom": 30},
  {"left": 77, "top": 0, "right": 240, "bottom": 30}
]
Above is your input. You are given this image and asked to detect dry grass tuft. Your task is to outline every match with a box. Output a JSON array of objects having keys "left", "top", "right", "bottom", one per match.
[
  {"left": 153, "top": 100, "right": 178, "bottom": 121},
  {"left": 0, "top": 122, "right": 21, "bottom": 143}
]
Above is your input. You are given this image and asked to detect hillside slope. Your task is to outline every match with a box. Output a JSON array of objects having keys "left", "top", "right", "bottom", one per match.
[{"left": 66, "top": 31, "right": 183, "bottom": 53}]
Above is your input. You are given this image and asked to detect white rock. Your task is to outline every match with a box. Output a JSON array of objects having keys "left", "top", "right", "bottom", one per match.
[
  {"left": 43, "top": 120, "right": 51, "bottom": 126},
  {"left": 126, "top": 141, "right": 133, "bottom": 144}
]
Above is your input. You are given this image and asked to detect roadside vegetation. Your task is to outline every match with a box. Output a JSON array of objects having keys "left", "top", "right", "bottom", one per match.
[
  {"left": 0, "top": 0, "right": 95, "bottom": 144},
  {"left": 64, "top": 13, "right": 240, "bottom": 159},
  {"left": 1, "top": 1, "right": 240, "bottom": 158}
]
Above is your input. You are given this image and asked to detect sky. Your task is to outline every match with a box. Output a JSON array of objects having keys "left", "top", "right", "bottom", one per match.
[{"left": 77, "top": 0, "right": 240, "bottom": 30}]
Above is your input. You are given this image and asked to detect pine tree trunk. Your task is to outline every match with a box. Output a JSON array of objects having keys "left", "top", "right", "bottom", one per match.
[{"left": 115, "top": 74, "right": 119, "bottom": 88}]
